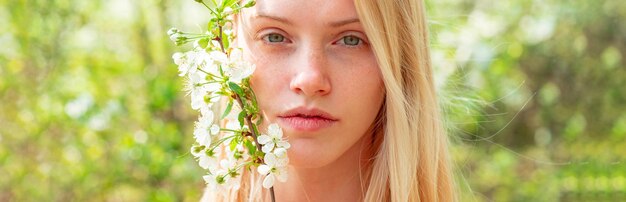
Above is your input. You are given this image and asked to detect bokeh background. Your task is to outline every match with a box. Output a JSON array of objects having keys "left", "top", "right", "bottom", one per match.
[{"left": 0, "top": 0, "right": 624, "bottom": 201}]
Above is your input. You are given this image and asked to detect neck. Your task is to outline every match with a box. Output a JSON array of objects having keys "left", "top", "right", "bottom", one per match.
[{"left": 273, "top": 136, "right": 374, "bottom": 202}]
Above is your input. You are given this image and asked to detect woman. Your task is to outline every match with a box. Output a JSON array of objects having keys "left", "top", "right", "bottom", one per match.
[{"left": 202, "top": 0, "right": 456, "bottom": 201}]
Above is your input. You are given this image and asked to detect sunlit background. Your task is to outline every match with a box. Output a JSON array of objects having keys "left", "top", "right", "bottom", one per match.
[{"left": 1, "top": 0, "right": 624, "bottom": 201}]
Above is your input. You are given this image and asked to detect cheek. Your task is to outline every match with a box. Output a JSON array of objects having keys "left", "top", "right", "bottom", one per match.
[
  {"left": 338, "top": 60, "right": 385, "bottom": 130},
  {"left": 247, "top": 54, "right": 290, "bottom": 119},
  {"left": 249, "top": 60, "right": 280, "bottom": 94},
  {"left": 339, "top": 57, "right": 384, "bottom": 105}
]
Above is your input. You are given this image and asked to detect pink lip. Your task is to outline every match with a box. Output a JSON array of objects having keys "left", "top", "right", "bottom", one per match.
[{"left": 277, "top": 107, "right": 338, "bottom": 132}]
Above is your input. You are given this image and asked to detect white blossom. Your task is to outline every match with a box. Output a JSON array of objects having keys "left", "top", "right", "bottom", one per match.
[
  {"left": 194, "top": 111, "right": 214, "bottom": 146},
  {"left": 209, "top": 50, "right": 228, "bottom": 66},
  {"left": 173, "top": 51, "right": 198, "bottom": 77},
  {"left": 191, "top": 145, "right": 220, "bottom": 171},
  {"left": 203, "top": 159, "right": 242, "bottom": 191},
  {"left": 171, "top": 19, "right": 289, "bottom": 192},
  {"left": 203, "top": 168, "right": 240, "bottom": 192},
  {"left": 257, "top": 153, "right": 289, "bottom": 188},
  {"left": 198, "top": 151, "right": 219, "bottom": 170},
  {"left": 258, "top": 123, "right": 291, "bottom": 153},
  {"left": 226, "top": 49, "right": 256, "bottom": 83},
  {"left": 228, "top": 62, "right": 255, "bottom": 84},
  {"left": 188, "top": 71, "right": 221, "bottom": 110},
  {"left": 210, "top": 124, "right": 220, "bottom": 135}
]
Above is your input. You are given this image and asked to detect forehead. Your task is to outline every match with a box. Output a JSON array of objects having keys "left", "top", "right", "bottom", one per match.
[{"left": 243, "top": 0, "right": 359, "bottom": 26}]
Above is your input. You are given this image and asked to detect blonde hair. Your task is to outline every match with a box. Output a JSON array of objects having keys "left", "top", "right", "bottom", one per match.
[
  {"left": 202, "top": 0, "right": 456, "bottom": 201},
  {"left": 355, "top": 0, "right": 456, "bottom": 201}
]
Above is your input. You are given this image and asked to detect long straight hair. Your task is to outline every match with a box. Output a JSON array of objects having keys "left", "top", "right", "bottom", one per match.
[
  {"left": 355, "top": 0, "right": 456, "bottom": 201},
  {"left": 201, "top": 0, "right": 457, "bottom": 201}
]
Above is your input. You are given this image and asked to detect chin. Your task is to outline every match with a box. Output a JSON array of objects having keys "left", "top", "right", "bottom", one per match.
[{"left": 284, "top": 138, "right": 338, "bottom": 168}]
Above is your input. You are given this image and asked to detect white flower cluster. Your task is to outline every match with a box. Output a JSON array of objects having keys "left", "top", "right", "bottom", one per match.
[
  {"left": 173, "top": 48, "right": 255, "bottom": 110},
  {"left": 257, "top": 124, "right": 291, "bottom": 188},
  {"left": 171, "top": 32, "right": 289, "bottom": 190}
]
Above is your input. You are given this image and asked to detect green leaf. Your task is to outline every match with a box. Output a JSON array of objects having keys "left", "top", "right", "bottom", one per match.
[
  {"left": 229, "top": 135, "right": 238, "bottom": 151},
  {"left": 216, "top": 91, "right": 230, "bottom": 96},
  {"left": 228, "top": 82, "right": 244, "bottom": 97},
  {"left": 222, "top": 31, "right": 230, "bottom": 50},
  {"left": 221, "top": 99, "right": 233, "bottom": 119},
  {"left": 244, "top": 0, "right": 256, "bottom": 8},
  {"left": 209, "top": 18, "right": 220, "bottom": 36},
  {"left": 218, "top": 64, "right": 225, "bottom": 76},
  {"left": 255, "top": 117, "right": 263, "bottom": 129},
  {"left": 248, "top": 86, "right": 259, "bottom": 109},
  {"left": 255, "top": 150, "right": 265, "bottom": 158},
  {"left": 238, "top": 110, "right": 246, "bottom": 128},
  {"left": 207, "top": 20, "right": 216, "bottom": 33},
  {"left": 198, "top": 38, "right": 209, "bottom": 49},
  {"left": 224, "top": 0, "right": 237, "bottom": 7},
  {"left": 244, "top": 138, "right": 256, "bottom": 156}
]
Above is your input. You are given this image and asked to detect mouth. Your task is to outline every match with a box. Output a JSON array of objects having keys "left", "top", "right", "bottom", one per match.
[{"left": 277, "top": 107, "right": 338, "bottom": 132}]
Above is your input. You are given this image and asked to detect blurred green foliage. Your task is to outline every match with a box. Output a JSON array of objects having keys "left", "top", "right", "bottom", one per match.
[
  {"left": 0, "top": 0, "right": 624, "bottom": 201},
  {"left": 427, "top": 0, "right": 626, "bottom": 201}
]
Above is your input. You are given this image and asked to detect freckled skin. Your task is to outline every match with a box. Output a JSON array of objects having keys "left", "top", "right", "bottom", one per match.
[
  {"left": 237, "top": 0, "right": 384, "bottom": 169},
  {"left": 234, "top": 1, "right": 387, "bottom": 200}
]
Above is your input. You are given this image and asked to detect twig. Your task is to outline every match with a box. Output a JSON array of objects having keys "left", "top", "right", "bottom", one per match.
[{"left": 233, "top": 94, "right": 277, "bottom": 202}]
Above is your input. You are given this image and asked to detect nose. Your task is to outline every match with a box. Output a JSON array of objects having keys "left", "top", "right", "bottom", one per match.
[{"left": 289, "top": 48, "right": 331, "bottom": 97}]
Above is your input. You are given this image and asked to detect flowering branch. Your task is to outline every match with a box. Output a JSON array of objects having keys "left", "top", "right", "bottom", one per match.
[{"left": 167, "top": 1, "right": 289, "bottom": 201}]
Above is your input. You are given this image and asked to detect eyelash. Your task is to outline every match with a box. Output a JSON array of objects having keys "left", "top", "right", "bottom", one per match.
[
  {"left": 260, "top": 33, "right": 291, "bottom": 44},
  {"left": 335, "top": 35, "right": 366, "bottom": 48},
  {"left": 259, "top": 32, "right": 367, "bottom": 48}
]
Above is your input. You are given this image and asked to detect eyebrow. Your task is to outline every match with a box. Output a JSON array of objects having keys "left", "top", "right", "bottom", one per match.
[
  {"left": 328, "top": 18, "right": 360, "bottom": 27},
  {"left": 254, "top": 14, "right": 294, "bottom": 26},
  {"left": 254, "top": 13, "right": 360, "bottom": 27}
]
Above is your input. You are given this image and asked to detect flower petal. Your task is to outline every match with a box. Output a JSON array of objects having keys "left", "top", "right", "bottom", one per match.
[
  {"left": 210, "top": 124, "right": 220, "bottom": 135},
  {"left": 261, "top": 144, "right": 273, "bottom": 154},
  {"left": 220, "top": 159, "right": 231, "bottom": 169},
  {"left": 264, "top": 153, "right": 277, "bottom": 166},
  {"left": 230, "top": 48, "right": 243, "bottom": 59},
  {"left": 198, "top": 112, "right": 214, "bottom": 127},
  {"left": 277, "top": 141, "right": 290, "bottom": 149},
  {"left": 268, "top": 124, "right": 282, "bottom": 138},
  {"left": 273, "top": 148, "right": 287, "bottom": 158},
  {"left": 203, "top": 174, "right": 214, "bottom": 184},
  {"left": 209, "top": 51, "right": 228, "bottom": 64},
  {"left": 275, "top": 156, "right": 289, "bottom": 167},
  {"left": 257, "top": 164, "right": 270, "bottom": 175},
  {"left": 200, "top": 105, "right": 213, "bottom": 117},
  {"left": 172, "top": 52, "right": 185, "bottom": 65},
  {"left": 198, "top": 156, "right": 211, "bottom": 169},
  {"left": 276, "top": 168, "right": 288, "bottom": 182},
  {"left": 191, "top": 90, "right": 207, "bottom": 110},
  {"left": 193, "top": 128, "right": 210, "bottom": 146},
  {"left": 262, "top": 174, "right": 275, "bottom": 189},
  {"left": 257, "top": 135, "right": 271, "bottom": 145}
]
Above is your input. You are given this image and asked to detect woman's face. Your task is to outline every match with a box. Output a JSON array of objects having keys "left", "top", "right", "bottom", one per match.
[{"left": 237, "top": 0, "right": 384, "bottom": 168}]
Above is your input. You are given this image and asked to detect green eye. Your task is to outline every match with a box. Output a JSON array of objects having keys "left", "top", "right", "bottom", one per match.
[
  {"left": 265, "top": 33, "right": 285, "bottom": 43},
  {"left": 342, "top": 36, "right": 361, "bottom": 46}
]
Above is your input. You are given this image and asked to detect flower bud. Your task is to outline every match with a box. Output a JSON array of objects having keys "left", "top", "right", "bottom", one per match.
[
  {"left": 169, "top": 31, "right": 180, "bottom": 41},
  {"left": 171, "top": 34, "right": 188, "bottom": 46},
  {"left": 223, "top": 7, "right": 234, "bottom": 16},
  {"left": 216, "top": 175, "right": 225, "bottom": 184},
  {"left": 167, "top": 28, "right": 179, "bottom": 36}
]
